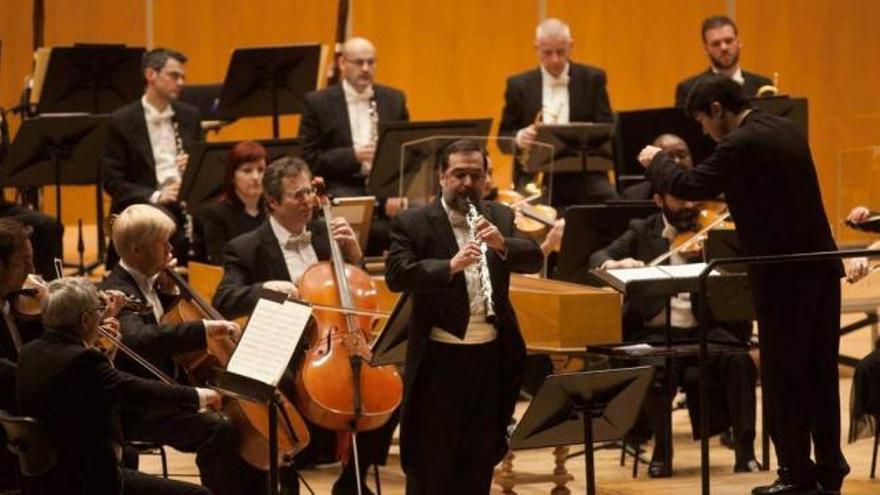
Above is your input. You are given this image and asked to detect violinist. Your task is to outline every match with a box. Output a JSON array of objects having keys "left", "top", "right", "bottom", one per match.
[
  {"left": 100, "top": 204, "right": 259, "bottom": 495},
  {"left": 589, "top": 181, "right": 759, "bottom": 477},
  {"left": 385, "top": 139, "right": 543, "bottom": 494},
  {"left": 213, "top": 156, "right": 384, "bottom": 495},
  {"left": 16, "top": 276, "right": 217, "bottom": 495}
]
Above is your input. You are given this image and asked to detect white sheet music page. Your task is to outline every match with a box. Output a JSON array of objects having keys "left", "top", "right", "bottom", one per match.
[
  {"left": 227, "top": 298, "right": 312, "bottom": 386},
  {"left": 606, "top": 266, "right": 670, "bottom": 283},
  {"left": 657, "top": 263, "right": 720, "bottom": 279}
]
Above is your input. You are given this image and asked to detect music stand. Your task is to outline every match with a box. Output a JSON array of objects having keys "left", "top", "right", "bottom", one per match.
[
  {"left": 330, "top": 196, "right": 375, "bottom": 250},
  {"left": 32, "top": 45, "right": 144, "bottom": 115},
  {"left": 216, "top": 44, "right": 322, "bottom": 138},
  {"left": 181, "top": 138, "right": 301, "bottom": 212},
  {"left": 0, "top": 114, "right": 110, "bottom": 261},
  {"left": 554, "top": 202, "right": 658, "bottom": 285},
  {"left": 510, "top": 367, "right": 654, "bottom": 495},
  {"left": 367, "top": 119, "right": 493, "bottom": 200},
  {"left": 370, "top": 293, "right": 412, "bottom": 366},
  {"left": 750, "top": 95, "right": 808, "bottom": 138},
  {"left": 613, "top": 107, "right": 715, "bottom": 192}
]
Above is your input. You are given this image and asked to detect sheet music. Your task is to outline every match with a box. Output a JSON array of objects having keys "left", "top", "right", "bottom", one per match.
[
  {"left": 657, "top": 263, "right": 720, "bottom": 279},
  {"left": 606, "top": 266, "right": 669, "bottom": 283},
  {"left": 227, "top": 298, "right": 312, "bottom": 386}
]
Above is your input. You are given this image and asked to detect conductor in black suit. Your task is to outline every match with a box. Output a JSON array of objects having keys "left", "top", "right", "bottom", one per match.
[
  {"left": 298, "top": 37, "right": 410, "bottom": 255},
  {"left": 675, "top": 15, "right": 773, "bottom": 108},
  {"left": 640, "top": 75, "right": 847, "bottom": 495},
  {"left": 16, "top": 276, "right": 217, "bottom": 495},
  {"left": 385, "top": 139, "right": 543, "bottom": 494},
  {"left": 499, "top": 18, "right": 615, "bottom": 206},
  {"left": 101, "top": 48, "right": 203, "bottom": 266}
]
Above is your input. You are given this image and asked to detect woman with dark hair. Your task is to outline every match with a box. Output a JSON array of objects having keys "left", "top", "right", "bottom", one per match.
[{"left": 194, "top": 141, "right": 268, "bottom": 264}]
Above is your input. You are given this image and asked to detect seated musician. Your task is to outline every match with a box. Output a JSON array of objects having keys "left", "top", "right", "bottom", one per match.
[
  {"left": 16, "top": 276, "right": 217, "bottom": 495},
  {"left": 588, "top": 182, "right": 759, "bottom": 476},
  {"left": 843, "top": 205, "right": 880, "bottom": 443},
  {"left": 100, "top": 204, "right": 265, "bottom": 495},
  {"left": 101, "top": 48, "right": 203, "bottom": 267},
  {"left": 621, "top": 133, "right": 694, "bottom": 200},
  {"left": 213, "top": 156, "right": 382, "bottom": 494},
  {"left": 194, "top": 141, "right": 267, "bottom": 264}
]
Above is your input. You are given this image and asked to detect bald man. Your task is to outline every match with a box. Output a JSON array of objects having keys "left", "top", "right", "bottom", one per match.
[
  {"left": 499, "top": 18, "right": 614, "bottom": 206},
  {"left": 622, "top": 134, "right": 694, "bottom": 200},
  {"left": 298, "top": 37, "right": 410, "bottom": 255}
]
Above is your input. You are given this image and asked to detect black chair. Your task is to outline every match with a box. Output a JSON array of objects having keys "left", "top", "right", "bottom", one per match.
[
  {"left": 126, "top": 441, "right": 168, "bottom": 479},
  {"left": 0, "top": 410, "right": 57, "bottom": 478}
]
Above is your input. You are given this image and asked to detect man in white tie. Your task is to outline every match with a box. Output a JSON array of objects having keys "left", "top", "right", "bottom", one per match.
[
  {"left": 499, "top": 18, "right": 615, "bottom": 206},
  {"left": 102, "top": 48, "right": 203, "bottom": 267},
  {"left": 298, "top": 37, "right": 410, "bottom": 256}
]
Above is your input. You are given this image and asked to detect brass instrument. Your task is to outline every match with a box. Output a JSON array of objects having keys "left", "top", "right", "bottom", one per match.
[{"left": 757, "top": 72, "right": 780, "bottom": 97}]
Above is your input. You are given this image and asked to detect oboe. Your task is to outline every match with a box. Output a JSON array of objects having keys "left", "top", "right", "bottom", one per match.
[{"left": 466, "top": 199, "right": 495, "bottom": 319}]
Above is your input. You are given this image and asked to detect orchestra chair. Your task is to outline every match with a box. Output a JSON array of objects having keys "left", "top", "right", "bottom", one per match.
[
  {"left": 0, "top": 410, "right": 57, "bottom": 481},
  {"left": 126, "top": 440, "right": 168, "bottom": 479}
]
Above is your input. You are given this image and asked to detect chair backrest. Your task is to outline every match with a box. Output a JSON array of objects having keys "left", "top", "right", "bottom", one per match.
[{"left": 0, "top": 410, "right": 57, "bottom": 477}]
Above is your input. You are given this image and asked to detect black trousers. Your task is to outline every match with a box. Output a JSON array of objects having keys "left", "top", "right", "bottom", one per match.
[
  {"left": 124, "top": 468, "right": 211, "bottom": 495},
  {"left": 122, "top": 405, "right": 264, "bottom": 495},
  {"left": 404, "top": 340, "right": 502, "bottom": 495},
  {"left": 753, "top": 277, "right": 848, "bottom": 489}
]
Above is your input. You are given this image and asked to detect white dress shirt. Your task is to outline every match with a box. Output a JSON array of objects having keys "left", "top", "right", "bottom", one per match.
[
  {"left": 119, "top": 259, "right": 166, "bottom": 322},
  {"left": 429, "top": 198, "right": 497, "bottom": 345},
  {"left": 541, "top": 63, "right": 571, "bottom": 124},
  {"left": 142, "top": 96, "right": 179, "bottom": 203},
  {"left": 342, "top": 80, "right": 375, "bottom": 175},
  {"left": 646, "top": 216, "right": 698, "bottom": 329},
  {"left": 269, "top": 216, "right": 318, "bottom": 284},
  {"left": 712, "top": 66, "right": 745, "bottom": 86}
]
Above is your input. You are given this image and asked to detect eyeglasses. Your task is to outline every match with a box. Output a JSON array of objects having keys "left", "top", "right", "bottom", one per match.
[
  {"left": 343, "top": 57, "right": 376, "bottom": 68},
  {"left": 282, "top": 186, "right": 317, "bottom": 202}
]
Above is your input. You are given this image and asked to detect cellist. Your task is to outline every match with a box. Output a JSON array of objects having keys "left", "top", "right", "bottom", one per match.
[
  {"left": 100, "top": 204, "right": 261, "bottom": 495},
  {"left": 213, "top": 156, "right": 389, "bottom": 495}
]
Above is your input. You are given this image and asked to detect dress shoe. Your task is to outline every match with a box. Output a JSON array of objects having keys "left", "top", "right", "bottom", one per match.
[
  {"left": 332, "top": 464, "right": 375, "bottom": 495},
  {"left": 648, "top": 459, "right": 671, "bottom": 478},
  {"left": 751, "top": 480, "right": 820, "bottom": 495},
  {"left": 734, "top": 458, "right": 762, "bottom": 473}
]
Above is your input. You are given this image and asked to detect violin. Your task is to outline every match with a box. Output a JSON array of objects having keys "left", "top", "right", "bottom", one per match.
[
  {"left": 160, "top": 268, "right": 311, "bottom": 470},
  {"left": 651, "top": 202, "right": 734, "bottom": 266},
  {"left": 294, "top": 187, "right": 402, "bottom": 443},
  {"left": 495, "top": 189, "right": 557, "bottom": 241}
]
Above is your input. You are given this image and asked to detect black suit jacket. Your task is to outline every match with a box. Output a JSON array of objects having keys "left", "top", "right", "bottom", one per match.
[
  {"left": 213, "top": 220, "right": 332, "bottom": 319},
  {"left": 385, "top": 198, "right": 543, "bottom": 469},
  {"left": 101, "top": 264, "right": 207, "bottom": 379},
  {"left": 298, "top": 83, "right": 409, "bottom": 198},
  {"left": 499, "top": 62, "right": 613, "bottom": 153},
  {"left": 646, "top": 110, "right": 842, "bottom": 291},
  {"left": 101, "top": 99, "right": 202, "bottom": 213},
  {"left": 675, "top": 69, "right": 773, "bottom": 108},
  {"left": 16, "top": 329, "right": 198, "bottom": 495},
  {"left": 194, "top": 199, "right": 266, "bottom": 264}
]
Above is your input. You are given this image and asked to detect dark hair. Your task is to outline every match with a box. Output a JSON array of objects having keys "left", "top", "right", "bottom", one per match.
[
  {"left": 438, "top": 139, "right": 488, "bottom": 172},
  {"left": 701, "top": 15, "right": 738, "bottom": 42},
  {"left": 222, "top": 141, "right": 268, "bottom": 205},
  {"left": 263, "top": 156, "right": 312, "bottom": 205},
  {"left": 0, "top": 218, "right": 30, "bottom": 268},
  {"left": 684, "top": 74, "right": 750, "bottom": 118},
  {"left": 142, "top": 48, "right": 187, "bottom": 74}
]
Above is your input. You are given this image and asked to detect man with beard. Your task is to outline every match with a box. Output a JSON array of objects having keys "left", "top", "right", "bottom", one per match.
[
  {"left": 385, "top": 139, "right": 543, "bottom": 494},
  {"left": 640, "top": 75, "right": 846, "bottom": 495},
  {"left": 675, "top": 16, "right": 773, "bottom": 108},
  {"left": 589, "top": 183, "right": 758, "bottom": 477}
]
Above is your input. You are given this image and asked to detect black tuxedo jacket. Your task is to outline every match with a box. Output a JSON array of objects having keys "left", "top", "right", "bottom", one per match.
[
  {"left": 646, "top": 110, "right": 843, "bottom": 292},
  {"left": 16, "top": 329, "right": 198, "bottom": 495},
  {"left": 498, "top": 62, "right": 613, "bottom": 153},
  {"left": 194, "top": 198, "right": 266, "bottom": 264},
  {"left": 213, "top": 220, "right": 332, "bottom": 319},
  {"left": 298, "top": 83, "right": 409, "bottom": 198},
  {"left": 675, "top": 69, "right": 773, "bottom": 107},
  {"left": 101, "top": 264, "right": 206, "bottom": 379},
  {"left": 101, "top": 99, "right": 202, "bottom": 213},
  {"left": 385, "top": 198, "right": 543, "bottom": 469}
]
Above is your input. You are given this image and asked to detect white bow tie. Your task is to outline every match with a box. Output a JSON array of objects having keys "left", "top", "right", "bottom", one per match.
[
  {"left": 285, "top": 231, "right": 313, "bottom": 250},
  {"left": 345, "top": 88, "right": 374, "bottom": 105},
  {"left": 147, "top": 113, "right": 173, "bottom": 126},
  {"left": 548, "top": 75, "right": 569, "bottom": 88}
]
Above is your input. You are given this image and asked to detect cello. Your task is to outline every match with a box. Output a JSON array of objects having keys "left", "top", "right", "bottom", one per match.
[{"left": 294, "top": 191, "right": 403, "bottom": 459}]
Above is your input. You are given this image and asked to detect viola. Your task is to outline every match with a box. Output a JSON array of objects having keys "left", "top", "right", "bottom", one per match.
[{"left": 652, "top": 203, "right": 734, "bottom": 266}]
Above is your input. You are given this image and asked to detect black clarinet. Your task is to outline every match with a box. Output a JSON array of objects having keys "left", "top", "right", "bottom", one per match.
[{"left": 171, "top": 118, "right": 195, "bottom": 259}]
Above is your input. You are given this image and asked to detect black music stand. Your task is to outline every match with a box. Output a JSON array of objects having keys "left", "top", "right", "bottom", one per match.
[
  {"left": 511, "top": 367, "right": 654, "bottom": 495},
  {"left": 370, "top": 293, "right": 412, "bottom": 366},
  {"left": 750, "top": 95, "right": 808, "bottom": 138},
  {"left": 34, "top": 45, "right": 144, "bottom": 115},
  {"left": 367, "top": 119, "right": 493, "bottom": 200},
  {"left": 0, "top": 114, "right": 110, "bottom": 262},
  {"left": 181, "top": 138, "right": 301, "bottom": 212},
  {"left": 216, "top": 45, "right": 322, "bottom": 138},
  {"left": 554, "top": 202, "right": 658, "bottom": 285}
]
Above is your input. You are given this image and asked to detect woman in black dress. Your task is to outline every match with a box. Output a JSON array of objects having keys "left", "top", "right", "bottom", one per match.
[{"left": 195, "top": 141, "right": 268, "bottom": 264}]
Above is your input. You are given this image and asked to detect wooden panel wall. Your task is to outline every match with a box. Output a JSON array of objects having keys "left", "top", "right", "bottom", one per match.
[{"left": 737, "top": 0, "right": 880, "bottom": 244}]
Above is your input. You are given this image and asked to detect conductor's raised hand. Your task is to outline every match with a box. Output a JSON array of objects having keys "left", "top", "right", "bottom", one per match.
[{"left": 638, "top": 145, "right": 663, "bottom": 168}]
